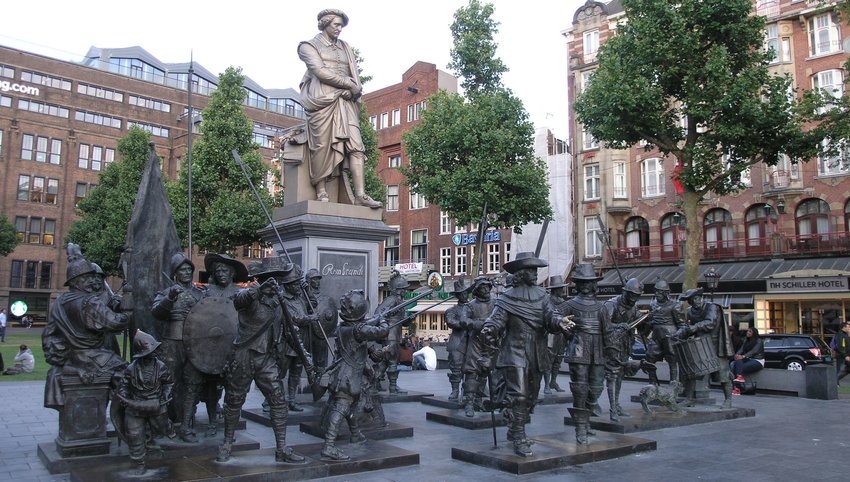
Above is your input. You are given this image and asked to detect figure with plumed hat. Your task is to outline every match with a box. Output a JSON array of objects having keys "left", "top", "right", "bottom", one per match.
[
  {"left": 114, "top": 330, "right": 176, "bottom": 475},
  {"left": 478, "top": 253, "right": 575, "bottom": 457},
  {"left": 560, "top": 263, "right": 608, "bottom": 444}
]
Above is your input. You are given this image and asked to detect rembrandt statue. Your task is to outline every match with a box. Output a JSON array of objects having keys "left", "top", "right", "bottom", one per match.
[{"left": 297, "top": 8, "right": 381, "bottom": 208}]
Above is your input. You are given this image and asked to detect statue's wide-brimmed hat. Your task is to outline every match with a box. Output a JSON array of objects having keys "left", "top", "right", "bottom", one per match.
[
  {"left": 305, "top": 268, "right": 322, "bottom": 280},
  {"left": 169, "top": 252, "right": 195, "bottom": 276},
  {"left": 132, "top": 330, "right": 161, "bottom": 359},
  {"left": 388, "top": 272, "right": 410, "bottom": 290},
  {"left": 548, "top": 275, "right": 568, "bottom": 289},
  {"left": 64, "top": 243, "right": 96, "bottom": 286},
  {"left": 280, "top": 263, "right": 303, "bottom": 285},
  {"left": 680, "top": 287, "right": 704, "bottom": 301},
  {"left": 318, "top": 8, "right": 349, "bottom": 26},
  {"left": 503, "top": 252, "right": 548, "bottom": 274},
  {"left": 248, "top": 257, "right": 291, "bottom": 282},
  {"left": 450, "top": 277, "right": 472, "bottom": 295},
  {"left": 204, "top": 253, "right": 249, "bottom": 283},
  {"left": 571, "top": 263, "right": 602, "bottom": 282}
]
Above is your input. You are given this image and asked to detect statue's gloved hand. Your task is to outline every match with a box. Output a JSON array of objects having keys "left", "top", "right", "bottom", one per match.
[{"left": 166, "top": 284, "right": 184, "bottom": 301}]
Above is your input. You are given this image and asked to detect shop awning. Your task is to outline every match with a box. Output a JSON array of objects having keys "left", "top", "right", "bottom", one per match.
[{"left": 407, "top": 302, "right": 455, "bottom": 313}]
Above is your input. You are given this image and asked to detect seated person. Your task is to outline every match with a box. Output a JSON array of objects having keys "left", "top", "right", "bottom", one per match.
[
  {"left": 412, "top": 340, "right": 437, "bottom": 371},
  {"left": 730, "top": 328, "right": 764, "bottom": 390},
  {"left": 3, "top": 344, "right": 35, "bottom": 375}
]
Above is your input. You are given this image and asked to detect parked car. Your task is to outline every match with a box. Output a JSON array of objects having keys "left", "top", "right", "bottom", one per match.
[{"left": 761, "top": 334, "right": 833, "bottom": 371}]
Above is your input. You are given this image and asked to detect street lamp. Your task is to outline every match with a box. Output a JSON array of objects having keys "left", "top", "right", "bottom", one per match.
[{"left": 703, "top": 266, "right": 720, "bottom": 301}]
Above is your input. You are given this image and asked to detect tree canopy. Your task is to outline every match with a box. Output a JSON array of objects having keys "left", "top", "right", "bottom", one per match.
[
  {"left": 66, "top": 126, "right": 152, "bottom": 275},
  {"left": 169, "top": 66, "right": 278, "bottom": 254},
  {"left": 574, "top": 0, "right": 820, "bottom": 288},
  {"left": 403, "top": 0, "right": 551, "bottom": 235},
  {"left": 0, "top": 215, "right": 20, "bottom": 257}
]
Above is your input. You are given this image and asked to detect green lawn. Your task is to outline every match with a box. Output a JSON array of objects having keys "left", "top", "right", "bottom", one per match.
[{"left": 0, "top": 327, "right": 130, "bottom": 382}]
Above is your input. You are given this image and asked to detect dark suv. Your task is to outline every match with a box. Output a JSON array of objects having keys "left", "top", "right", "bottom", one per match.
[{"left": 761, "top": 334, "right": 833, "bottom": 371}]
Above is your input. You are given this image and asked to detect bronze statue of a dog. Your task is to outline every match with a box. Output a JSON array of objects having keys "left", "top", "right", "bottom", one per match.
[{"left": 638, "top": 380, "right": 683, "bottom": 414}]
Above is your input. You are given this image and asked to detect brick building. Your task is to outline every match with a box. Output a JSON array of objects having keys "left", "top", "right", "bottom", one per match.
[
  {"left": 0, "top": 44, "right": 304, "bottom": 322},
  {"left": 566, "top": 0, "right": 850, "bottom": 341}
]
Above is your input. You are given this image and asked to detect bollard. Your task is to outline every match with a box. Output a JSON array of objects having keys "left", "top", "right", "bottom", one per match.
[{"left": 804, "top": 364, "right": 837, "bottom": 400}]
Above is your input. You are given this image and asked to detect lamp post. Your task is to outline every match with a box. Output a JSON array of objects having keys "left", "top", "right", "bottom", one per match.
[{"left": 703, "top": 266, "right": 720, "bottom": 302}]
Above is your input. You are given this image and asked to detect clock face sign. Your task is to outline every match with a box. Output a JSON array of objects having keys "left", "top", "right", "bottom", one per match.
[{"left": 10, "top": 300, "right": 27, "bottom": 317}]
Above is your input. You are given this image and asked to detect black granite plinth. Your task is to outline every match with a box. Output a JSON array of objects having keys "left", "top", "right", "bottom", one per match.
[
  {"left": 294, "top": 439, "right": 419, "bottom": 477},
  {"left": 241, "top": 405, "right": 324, "bottom": 427},
  {"left": 452, "top": 431, "right": 656, "bottom": 475},
  {"left": 107, "top": 420, "right": 246, "bottom": 438},
  {"left": 39, "top": 434, "right": 260, "bottom": 474},
  {"left": 299, "top": 420, "right": 413, "bottom": 440},
  {"left": 420, "top": 396, "right": 463, "bottom": 409},
  {"left": 425, "top": 409, "right": 506, "bottom": 429},
  {"left": 377, "top": 390, "right": 434, "bottom": 403},
  {"left": 536, "top": 392, "right": 573, "bottom": 405},
  {"left": 564, "top": 406, "right": 756, "bottom": 434},
  {"left": 629, "top": 395, "right": 716, "bottom": 406}
]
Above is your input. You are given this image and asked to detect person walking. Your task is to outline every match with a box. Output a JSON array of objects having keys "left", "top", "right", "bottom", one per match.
[
  {"left": 835, "top": 322, "right": 850, "bottom": 385},
  {"left": 0, "top": 308, "right": 7, "bottom": 342}
]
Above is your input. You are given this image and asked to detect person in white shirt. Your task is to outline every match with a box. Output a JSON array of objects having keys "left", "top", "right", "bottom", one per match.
[
  {"left": 3, "top": 344, "right": 35, "bottom": 374},
  {"left": 0, "top": 308, "right": 7, "bottom": 342},
  {"left": 412, "top": 341, "right": 437, "bottom": 371}
]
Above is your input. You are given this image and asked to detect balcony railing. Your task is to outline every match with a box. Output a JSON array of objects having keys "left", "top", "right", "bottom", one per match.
[{"left": 607, "top": 231, "right": 850, "bottom": 266}]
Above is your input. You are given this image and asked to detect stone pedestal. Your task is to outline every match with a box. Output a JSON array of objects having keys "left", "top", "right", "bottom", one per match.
[
  {"left": 805, "top": 364, "right": 838, "bottom": 400},
  {"left": 258, "top": 201, "right": 396, "bottom": 308},
  {"left": 55, "top": 374, "right": 112, "bottom": 457}
]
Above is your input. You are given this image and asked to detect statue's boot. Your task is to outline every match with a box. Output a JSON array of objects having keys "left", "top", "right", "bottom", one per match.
[
  {"left": 550, "top": 367, "right": 565, "bottom": 392},
  {"left": 321, "top": 401, "right": 351, "bottom": 461},
  {"left": 387, "top": 372, "right": 407, "bottom": 394},
  {"left": 270, "top": 404, "right": 304, "bottom": 463},
  {"left": 216, "top": 405, "right": 240, "bottom": 462},
  {"left": 606, "top": 381, "right": 619, "bottom": 422},
  {"left": 720, "top": 382, "right": 733, "bottom": 410},
  {"left": 587, "top": 382, "right": 604, "bottom": 418},
  {"left": 615, "top": 377, "right": 629, "bottom": 417},
  {"left": 346, "top": 401, "right": 366, "bottom": 444},
  {"left": 349, "top": 153, "right": 382, "bottom": 208},
  {"left": 179, "top": 384, "right": 200, "bottom": 443},
  {"left": 571, "top": 381, "right": 596, "bottom": 436},
  {"left": 508, "top": 400, "right": 532, "bottom": 457},
  {"left": 448, "top": 371, "right": 461, "bottom": 401},
  {"left": 134, "top": 461, "right": 146, "bottom": 476},
  {"left": 543, "top": 370, "right": 552, "bottom": 395},
  {"left": 669, "top": 362, "right": 680, "bottom": 385},
  {"left": 568, "top": 407, "right": 591, "bottom": 445},
  {"left": 288, "top": 378, "right": 304, "bottom": 412},
  {"left": 462, "top": 377, "right": 479, "bottom": 417}
]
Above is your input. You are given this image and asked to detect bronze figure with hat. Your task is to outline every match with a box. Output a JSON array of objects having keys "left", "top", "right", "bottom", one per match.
[
  {"left": 302, "top": 265, "right": 338, "bottom": 375},
  {"left": 446, "top": 277, "right": 473, "bottom": 402},
  {"left": 643, "top": 277, "right": 687, "bottom": 387},
  {"left": 543, "top": 274, "right": 570, "bottom": 394},
  {"left": 602, "top": 277, "right": 644, "bottom": 422}
]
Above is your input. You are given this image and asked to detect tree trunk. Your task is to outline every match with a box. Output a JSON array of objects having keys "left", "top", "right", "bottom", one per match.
[{"left": 682, "top": 190, "right": 702, "bottom": 291}]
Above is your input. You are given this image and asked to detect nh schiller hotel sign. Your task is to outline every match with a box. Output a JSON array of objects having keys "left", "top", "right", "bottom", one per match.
[{"left": 766, "top": 276, "right": 849, "bottom": 293}]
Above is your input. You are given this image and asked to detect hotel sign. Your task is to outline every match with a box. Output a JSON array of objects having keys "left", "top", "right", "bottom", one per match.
[{"left": 766, "top": 276, "right": 849, "bottom": 293}]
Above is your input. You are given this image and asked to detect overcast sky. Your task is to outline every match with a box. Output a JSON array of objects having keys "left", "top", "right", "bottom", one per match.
[{"left": 0, "top": 0, "right": 586, "bottom": 140}]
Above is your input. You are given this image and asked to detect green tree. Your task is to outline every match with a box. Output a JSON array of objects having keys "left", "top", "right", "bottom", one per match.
[
  {"left": 66, "top": 126, "right": 152, "bottom": 275},
  {"left": 403, "top": 0, "right": 551, "bottom": 271},
  {"left": 352, "top": 48, "right": 385, "bottom": 204},
  {"left": 574, "top": 0, "right": 819, "bottom": 289},
  {"left": 0, "top": 215, "right": 20, "bottom": 257},
  {"left": 170, "top": 66, "right": 277, "bottom": 254}
]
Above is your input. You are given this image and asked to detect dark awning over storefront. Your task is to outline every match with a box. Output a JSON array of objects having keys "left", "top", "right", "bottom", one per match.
[{"left": 596, "top": 257, "right": 850, "bottom": 295}]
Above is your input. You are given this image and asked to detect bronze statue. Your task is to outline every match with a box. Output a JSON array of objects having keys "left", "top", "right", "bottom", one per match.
[
  {"left": 320, "top": 290, "right": 390, "bottom": 460},
  {"left": 560, "top": 263, "right": 609, "bottom": 444},
  {"left": 151, "top": 253, "right": 207, "bottom": 442},
  {"left": 673, "top": 288, "right": 734, "bottom": 409},
  {"left": 373, "top": 271, "right": 412, "bottom": 394},
  {"left": 642, "top": 279, "right": 687, "bottom": 385},
  {"left": 544, "top": 275, "right": 569, "bottom": 394},
  {"left": 297, "top": 8, "right": 381, "bottom": 208},
  {"left": 217, "top": 258, "right": 311, "bottom": 464},
  {"left": 114, "top": 330, "right": 176, "bottom": 475},
  {"left": 444, "top": 278, "right": 472, "bottom": 402},
  {"left": 461, "top": 276, "right": 495, "bottom": 417},
  {"left": 276, "top": 263, "right": 317, "bottom": 412},
  {"left": 479, "top": 253, "right": 574, "bottom": 457},
  {"left": 602, "top": 278, "right": 643, "bottom": 422},
  {"left": 302, "top": 268, "right": 338, "bottom": 373}
]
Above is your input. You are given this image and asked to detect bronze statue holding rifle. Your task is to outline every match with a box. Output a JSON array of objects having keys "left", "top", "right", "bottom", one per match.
[{"left": 602, "top": 278, "right": 645, "bottom": 422}]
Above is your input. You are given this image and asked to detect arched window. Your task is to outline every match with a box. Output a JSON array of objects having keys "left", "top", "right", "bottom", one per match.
[
  {"left": 623, "top": 216, "right": 649, "bottom": 260},
  {"left": 661, "top": 213, "right": 683, "bottom": 260},
  {"left": 704, "top": 208, "right": 734, "bottom": 257},
  {"left": 844, "top": 199, "right": 850, "bottom": 233},
  {"left": 796, "top": 198, "right": 831, "bottom": 246},
  {"left": 746, "top": 205, "right": 772, "bottom": 255}
]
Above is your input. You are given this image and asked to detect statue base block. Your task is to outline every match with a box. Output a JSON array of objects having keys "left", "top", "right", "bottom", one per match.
[
  {"left": 420, "top": 396, "right": 463, "bottom": 409},
  {"left": 299, "top": 420, "right": 413, "bottom": 440},
  {"left": 426, "top": 409, "right": 507, "bottom": 429},
  {"left": 241, "top": 405, "right": 324, "bottom": 427},
  {"left": 451, "top": 431, "right": 656, "bottom": 475},
  {"left": 68, "top": 440, "right": 419, "bottom": 481},
  {"left": 536, "top": 392, "right": 573, "bottom": 405},
  {"left": 40, "top": 433, "right": 260, "bottom": 474},
  {"left": 564, "top": 406, "right": 756, "bottom": 433},
  {"left": 377, "top": 390, "right": 434, "bottom": 403}
]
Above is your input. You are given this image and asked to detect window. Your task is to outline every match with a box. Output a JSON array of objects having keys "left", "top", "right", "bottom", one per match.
[
  {"left": 796, "top": 198, "right": 831, "bottom": 239},
  {"left": 487, "top": 243, "right": 501, "bottom": 273},
  {"left": 746, "top": 205, "right": 771, "bottom": 255},
  {"left": 0, "top": 130, "right": 3, "bottom": 157},
  {"left": 641, "top": 158, "right": 665, "bottom": 197},
  {"left": 818, "top": 139, "right": 850, "bottom": 176},
  {"left": 79, "top": 144, "right": 115, "bottom": 171},
  {"left": 583, "top": 29, "right": 599, "bottom": 62},
  {"left": 704, "top": 209, "right": 734, "bottom": 254},
  {"left": 0, "top": 64, "right": 13, "bottom": 78},
  {"left": 580, "top": 70, "right": 594, "bottom": 93},
  {"left": 26, "top": 136, "right": 62, "bottom": 164},
  {"left": 585, "top": 216, "right": 602, "bottom": 258},
  {"left": 411, "top": 229, "right": 428, "bottom": 262},
  {"left": 369, "top": 115, "right": 377, "bottom": 129},
  {"left": 28, "top": 218, "right": 41, "bottom": 244},
  {"left": 43, "top": 219, "right": 56, "bottom": 246},
  {"left": 440, "top": 211, "right": 452, "bottom": 234},
  {"left": 75, "top": 182, "right": 88, "bottom": 205},
  {"left": 75, "top": 110, "right": 122, "bottom": 128},
  {"left": 9, "top": 260, "right": 22, "bottom": 288},
  {"left": 613, "top": 161, "right": 627, "bottom": 198},
  {"left": 78, "top": 144, "right": 89, "bottom": 169},
  {"left": 417, "top": 101, "right": 426, "bottom": 118},
  {"left": 385, "top": 231, "right": 400, "bottom": 266},
  {"left": 14, "top": 217, "right": 26, "bottom": 242},
  {"left": 455, "top": 246, "right": 468, "bottom": 275},
  {"left": 455, "top": 223, "right": 467, "bottom": 234},
  {"left": 39, "top": 262, "right": 53, "bottom": 289},
  {"left": 624, "top": 217, "right": 649, "bottom": 252},
  {"left": 809, "top": 13, "right": 840, "bottom": 56},
  {"left": 389, "top": 155, "right": 401, "bottom": 168},
  {"left": 16, "top": 175, "right": 29, "bottom": 201},
  {"left": 581, "top": 125, "right": 598, "bottom": 150},
  {"left": 765, "top": 23, "right": 791, "bottom": 64},
  {"left": 92, "top": 146, "right": 103, "bottom": 171},
  {"left": 16, "top": 175, "right": 58, "bottom": 204},
  {"left": 724, "top": 154, "right": 751, "bottom": 187},
  {"left": 46, "top": 179, "right": 58, "bottom": 204},
  {"left": 407, "top": 104, "right": 416, "bottom": 122},
  {"left": 440, "top": 247, "right": 452, "bottom": 275},
  {"left": 386, "top": 185, "right": 399, "bottom": 211},
  {"left": 380, "top": 112, "right": 389, "bottom": 129},
  {"left": 18, "top": 99, "right": 69, "bottom": 118},
  {"left": 504, "top": 242, "right": 512, "bottom": 263},
  {"left": 661, "top": 213, "right": 683, "bottom": 259},
  {"left": 813, "top": 70, "right": 844, "bottom": 113},
  {"left": 391, "top": 109, "right": 400, "bottom": 126},
  {"left": 21, "top": 134, "right": 34, "bottom": 160},
  {"left": 16, "top": 217, "right": 56, "bottom": 245},
  {"left": 49, "top": 139, "right": 61, "bottom": 164},
  {"left": 21, "top": 70, "right": 71, "bottom": 90},
  {"left": 129, "top": 121, "right": 169, "bottom": 138},
  {"left": 77, "top": 83, "right": 124, "bottom": 102},
  {"left": 584, "top": 163, "right": 600, "bottom": 200},
  {"left": 410, "top": 191, "right": 428, "bottom": 210}
]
